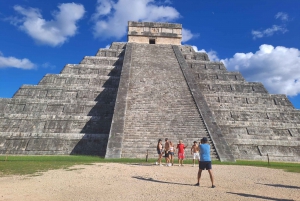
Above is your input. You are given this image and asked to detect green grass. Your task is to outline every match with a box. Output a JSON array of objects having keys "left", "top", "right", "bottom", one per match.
[
  {"left": 0, "top": 155, "right": 151, "bottom": 176},
  {"left": 0, "top": 156, "right": 299, "bottom": 176},
  {"left": 212, "top": 160, "right": 300, "bottom": 173}
]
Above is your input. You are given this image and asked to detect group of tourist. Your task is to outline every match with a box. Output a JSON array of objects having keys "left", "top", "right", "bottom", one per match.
[
  {"left": 156, "top": 137, "right": 215, "bottom": 188},
  {"left": 155, "top": 138, "right": 186, "bottom": 167}
]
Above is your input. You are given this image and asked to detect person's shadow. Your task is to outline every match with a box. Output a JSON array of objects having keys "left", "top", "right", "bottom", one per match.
[
  {"left": 256, "top": 183, "right": 300, "bottom": 189},
  {"left": 132, "top": 176, "right": 194, "bottom": 186},
  {"left": 227, "top": 192, "right": 294, "bottom": 201}
]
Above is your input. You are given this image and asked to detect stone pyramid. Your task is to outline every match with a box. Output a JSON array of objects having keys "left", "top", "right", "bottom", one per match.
[{"left": 0, "top": 21, "right": 299, "bottom": 162}]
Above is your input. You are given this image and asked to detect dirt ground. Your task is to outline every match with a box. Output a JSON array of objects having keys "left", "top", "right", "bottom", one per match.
[{"left": 0, "top": 163, "right": 299, "bottom": 201}]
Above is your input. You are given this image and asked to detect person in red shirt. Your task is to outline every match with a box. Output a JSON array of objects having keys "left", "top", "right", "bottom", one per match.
[{"left": 176, "top": 140, "right": 187, "bottom": 166}]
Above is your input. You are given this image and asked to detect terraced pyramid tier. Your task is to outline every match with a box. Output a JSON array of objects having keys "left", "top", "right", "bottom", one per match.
[{"left": 0, "top": 42, "right": 126, "bottom": 156}]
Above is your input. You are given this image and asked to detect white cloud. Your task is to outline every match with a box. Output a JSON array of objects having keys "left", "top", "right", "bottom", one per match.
[
  {"left": 182, "top": 28, "right": 198, "bottom": 43},
  {"left": 192, "top": 46, "right": 219, "bottom": 61},
  {"left": 252, "top": 25, "right": 288, "bottom": 39},
  {"left": 11, "top": 3, "right": 85, "bottom": 46},
  {"left": 221, "top": 44, "right": 300, "bottom": 96},
  {"left": 0, "top": 52, "right": 35, "bottom": 69},
  {"left": 41, "top": 62, "right": 56, "bottom": 69},
  {"left": 163, "top": 0, "right": 172, "bottom": 4},
  {"left": 275, "top": 12, "right": 289, "bottom": 21},
  {"left": 92, "top": 0, "right": 180, "bottom": 39},
  {"left": 92, "top": 0, "right": 113, "bottom": 20}
]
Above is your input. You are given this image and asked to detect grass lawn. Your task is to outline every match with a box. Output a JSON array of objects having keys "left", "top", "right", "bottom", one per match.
[{"left": 0, "top": 155, "right": 299, "bottom": 176}]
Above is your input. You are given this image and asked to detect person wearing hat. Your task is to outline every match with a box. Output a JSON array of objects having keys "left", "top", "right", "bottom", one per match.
[
  {"left": 195, "top": 137, "right": 215, "bottom": 188},
  {"left": 191, "top": 141, "right": 200, "bottom": 167}
]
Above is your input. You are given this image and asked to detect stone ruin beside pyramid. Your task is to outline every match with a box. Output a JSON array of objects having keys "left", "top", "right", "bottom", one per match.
[{"left": 0, "top": 21, "right": 299, "bottom": 162}]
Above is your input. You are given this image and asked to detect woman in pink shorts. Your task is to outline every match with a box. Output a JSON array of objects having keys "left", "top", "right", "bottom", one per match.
[{"left": 176, "top": 140, "right": 187, "bottom": 166}]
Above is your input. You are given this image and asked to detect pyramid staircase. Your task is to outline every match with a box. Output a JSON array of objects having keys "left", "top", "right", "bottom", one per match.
[{"left": 106, "top": 43, "right": 231, "bottom": 161}]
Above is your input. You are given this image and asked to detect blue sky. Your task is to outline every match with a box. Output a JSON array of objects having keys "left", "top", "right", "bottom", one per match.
[{"left": 0, "top": 0, "right": 300, "bottom": 109}]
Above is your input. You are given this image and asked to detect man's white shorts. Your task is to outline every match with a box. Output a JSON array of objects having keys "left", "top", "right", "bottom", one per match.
[{"left": 193, "top": 153, "right": 200, "bottom": 160}]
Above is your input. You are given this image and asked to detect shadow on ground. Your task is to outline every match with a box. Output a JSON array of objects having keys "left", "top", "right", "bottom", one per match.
[
  {"left": 227, "top": 192, "right": 294, "bottom": 201},
  {"left": 256, "top": 183, "right": 300, "bottom": 189},
  {"left": 132, "top": 176, "right": 194, "bottom": 186}
]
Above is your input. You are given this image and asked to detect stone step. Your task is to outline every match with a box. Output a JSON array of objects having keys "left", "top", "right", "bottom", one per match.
[
  {"left": 228, "top": 143, "right": 299, "bottom": 162},
  {"left": 0, "top": 132, "right": 109, "bottom": 138},
  {"left": 181, "top": 53, "right": 209, "bottom": 61},
  {"left": 228, "top": 138, "right": 300, "bottom": 146},
  {"left": 205, "top": 94, "right": 293, "bottom": 108},
  {"left": 217, "top": 120, "right": 300, "bottom": 127},
  {"left": 109, "top": 42, "right": 127, "bottom": 50},
  {"left": 214, "top": 110, "right": 300, "bottom": 123},
  {"left": 212, "top": 107, "right": 298, "bottom": 112},
  {"left": 195, "top": 72, "right": 245, "bottom": 82},
  {"left": 223, "top": 133, "right": 300, "bottom": 140},
  {"left": 13, "top": 85, "right": 118, "bottom": 102},
  {"left": 0, "top": 112, "right": 111, "bottom": 120},
  {"left": 0, "top": 98, "right": 114, "bottom": 116},
  {"left": 80, "top": 56, "right": 123, "bottom": 66},
  {"left": 205, "top": 92, "right": 288, "bottom": 98},
  {"left": 39, "top": 74, "right": 120, "bottom": 87},
  {"left": 178, "top": 45, "right": 197, "bottom": 54},
  {"left": 220, "top": 125, "right": 300, "bottom": 137},
  {"left": 61, "top": 64, "right": 121, "bottom": 76},
  {"left": 96, "top": 49, "right": 125, "bottom": 57},
  {"left": 198, "top": 82, "right": 268, "bottom": 94},
  {"left": 0, "top": 132, "right": 108, "bottom": 155},
  {"left": 210, "top": 104, "right": 294, "bottom": 111},
  {"left": 186, "top": 61, "right": 227, "bottom": 71},
  {"left": 197, "top": 80, "right": 250, "bottom": 85},
  {"left": 124, "top": 133, "right": 207, "bottom": 138},
  {"left": 0, "top": 115, "right": 112, "bottom": 134}
]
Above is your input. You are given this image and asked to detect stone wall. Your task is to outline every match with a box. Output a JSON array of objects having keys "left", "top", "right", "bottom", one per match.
[
  {"left": 0, "top": 42, "right": 126, "bottom": 156},
  {"left": 181, "top": 46, "right": 300, "bottom": 162}
]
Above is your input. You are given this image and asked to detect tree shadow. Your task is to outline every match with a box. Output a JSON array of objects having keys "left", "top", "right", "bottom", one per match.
[
  {"left": 227, "top": 192, "right": 294, "bottom": 201},
  {"left": 256, "top": 183, "right": 300, "bottom": 189},
  {"left": 70, "top": 49, "right": 125, "bottom": 156},
  {"left": 132, "top": 176, "right": 194, "bottom": 186}
]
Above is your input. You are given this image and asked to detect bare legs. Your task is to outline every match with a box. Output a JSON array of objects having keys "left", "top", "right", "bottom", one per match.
[
  {"left": 178, "top": 158, "right": 184, "bottom": 166},
  {"left": 192, "top": 159, "right": 196, "bottom": 166},
  {"left": 170, "top": 154, "right": 174, "bottom": 166},
  {"left": 208, "top": 169, "right": 214, "bottom": 186},
  {"left": 197, "top": 169, "right": 202, "bottom": 184},
  {"left": 156, "top": 154, "right": 162, "bottom": 165},
  {"left": 165, "top": 156, "right": 170, "bottom": 164},
  {"left": 196, "top": 169, "right": 215, "bottom": 187}
]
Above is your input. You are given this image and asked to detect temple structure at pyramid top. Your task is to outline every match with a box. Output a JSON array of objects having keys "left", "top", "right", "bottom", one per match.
[{"left": 127, "top": 21, "right": 182, "bottom": 45}]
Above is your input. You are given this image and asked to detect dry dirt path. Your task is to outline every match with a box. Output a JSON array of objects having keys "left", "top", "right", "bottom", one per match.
[{"left": 0, "top": 163, "right": 299, "bottom": 201}]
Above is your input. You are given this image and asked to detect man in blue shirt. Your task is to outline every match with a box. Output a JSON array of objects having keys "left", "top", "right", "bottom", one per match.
[{"left": 195, "top": 137, "right": 215, "bottom": 188}]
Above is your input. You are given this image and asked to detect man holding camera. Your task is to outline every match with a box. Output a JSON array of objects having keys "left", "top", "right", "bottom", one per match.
[{"left": 195, "top": 137, "right": 215, "bottom": 188}]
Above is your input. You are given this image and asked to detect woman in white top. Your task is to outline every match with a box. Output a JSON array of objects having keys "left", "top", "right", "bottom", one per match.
[{"left": 169, "top": 141, "right": 175, "bottom": 166}]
